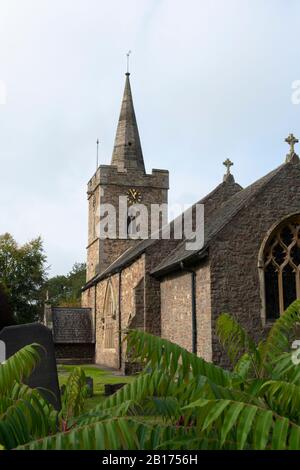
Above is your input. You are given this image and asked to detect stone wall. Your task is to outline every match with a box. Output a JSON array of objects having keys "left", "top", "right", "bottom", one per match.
[
  {"left": 81, "top": 285, "right": 95, "bottom": 309},
  {"left": 86, "top": 176, "right": 101, "bottom": 281},
  {"left": 81, "top": 286, "right": 96, "bottom": 338},
  {"left": 120, "top": 255, "right": 145, "bottom": 372},
  {"left": 86, "top": 239, "right": 99, "bottom": 281},
  {"left": 160, "top": 259, "right": 212, "bottom": 360},
  {"left": 94, "top": 255, "right": 145, "bottom": 370},
  {"left": 145, "top": 238, "right": 180, "bottom": 337},
  {"left": 161, "top": 271, "right": 193, "bottom": 351},
  {"left": 94, "top": 274, "right": 119, "bottom": 368},
  {"left": 195, "top": 260, "right": 212, "bottom": 361},
  {"left": 209, "top": 162, "right": 300, "bottom": 366}
]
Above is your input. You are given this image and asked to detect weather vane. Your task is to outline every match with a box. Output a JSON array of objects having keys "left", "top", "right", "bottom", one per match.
[{"left": 126, "top": 50, "right": 131, "bottom": 74}]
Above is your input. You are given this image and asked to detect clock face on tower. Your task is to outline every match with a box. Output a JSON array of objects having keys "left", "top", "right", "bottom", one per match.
[{"left": 127, "top": 188, "right": 142, "bottom": 205}]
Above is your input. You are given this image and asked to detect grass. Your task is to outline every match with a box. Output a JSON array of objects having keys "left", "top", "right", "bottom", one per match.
[{"left": 57, "top": 364, "right": 133, "bottom": 410}]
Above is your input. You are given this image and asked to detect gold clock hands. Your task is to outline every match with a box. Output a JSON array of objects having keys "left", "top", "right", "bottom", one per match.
[{"left": 127, "top": 188, "right": 142, "bottom": 204}]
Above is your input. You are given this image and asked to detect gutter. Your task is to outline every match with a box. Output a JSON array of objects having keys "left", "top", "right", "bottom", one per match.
[{"left": 151, "top": 249, "right": 208, "bottom": 279}]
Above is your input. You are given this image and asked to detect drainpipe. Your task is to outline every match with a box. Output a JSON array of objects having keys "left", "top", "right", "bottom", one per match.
[
  {"left": 118, "top": 271, "right": 122, "bottom": 370},
  {"left": 180, "top": 262, "right": 197, "bottom": 355},
  {"left": 94, "top": 286, "right": 97, "bottom": 344},
  {"left": 93, "top": 286, "right": 97, "bottom": 363}
]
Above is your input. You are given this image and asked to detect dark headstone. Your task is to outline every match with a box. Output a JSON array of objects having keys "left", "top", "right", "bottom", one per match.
[
  {"left": 0, "top": 322, "right": 61, "bottom": 410},
  {"left": 104, "top": 383, "right": 126, "bottom": 396},
  {"left": 85, "top": 376, "right": 93, "bottom": 397}
]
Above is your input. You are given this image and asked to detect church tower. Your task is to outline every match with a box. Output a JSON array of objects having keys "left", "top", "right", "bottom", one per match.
[{"left": 86, "top": 73, "right": 169, "bottom": 281}]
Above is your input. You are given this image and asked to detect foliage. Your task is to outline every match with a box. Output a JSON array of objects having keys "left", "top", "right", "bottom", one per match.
[
  {"left": 0, "top": 345, "right": 93, "bottom": 449},
  {"left": 3, "top": 300, "right": 300, "bottom": 450},
  {"left": 0, "top": 233, "right": 47, "bottom": 323},
  {"left": 60, "top": 367, "right": 88, "bottom": 425},
  {"left": 0, "top": 344, "right": 57, "bottom": 449},
  {"left": 57, "top": 364, "right": 132, "bottom": 411},
  {"left": 0, "top": 282, "right": 14, "bottom": 329},
  {"left": 45, "top": 262, "right": 86, "bottom": 307}
]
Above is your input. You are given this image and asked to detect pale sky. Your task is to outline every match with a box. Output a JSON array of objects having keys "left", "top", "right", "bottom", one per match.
[{"left": 0, "top": 0, "right": 300, "bottom": 276}]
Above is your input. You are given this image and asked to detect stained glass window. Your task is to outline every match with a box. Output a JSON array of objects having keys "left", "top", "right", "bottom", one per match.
[{"left": 264, "top": 215, "right": 300, "bottom": 320}]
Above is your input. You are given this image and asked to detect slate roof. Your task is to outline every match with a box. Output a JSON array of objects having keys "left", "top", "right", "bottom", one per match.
[
  {"left": 82, "top": 179, "right": 241, "bottom": 291},
  {"left": 152, "top": 164, "right": 284, "bottom": 276},
  {"left": 52, "top": 307, "right": 94, "bottom": 343}
]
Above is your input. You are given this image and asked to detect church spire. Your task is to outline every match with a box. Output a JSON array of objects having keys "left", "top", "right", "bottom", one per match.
[{"left": 111, "top": 73, "right": 145, "bottom": 172}]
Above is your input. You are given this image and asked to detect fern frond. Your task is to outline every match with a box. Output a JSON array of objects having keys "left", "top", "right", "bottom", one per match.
[
  {"left": 0, "top": 396, "right": 56, "bottom": 449},
  {"left": 216, "top": 313, "right": 259, "bottom": 374},
  {"left": 264, "top": 300, "right": 300, "bottom": 363},
  {"left": 183, "top": 398, "right": 300, "bottom": 450},
  {"left": 0, "top": 344, "right": 42, "bottom": 394},
  {"left": 126, "top": 330, "right": 231, "bottom": 386},
  {"left": 258, "top": 380, "right": 300, "bottom": 422},
  {"left": 16, "top": 417, "right": 195, "bottom": 450},
  {"left": 60, "top": 367, "right": 88, "bottom": 422}
]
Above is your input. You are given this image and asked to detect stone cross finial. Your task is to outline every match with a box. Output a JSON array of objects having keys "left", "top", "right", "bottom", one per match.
[
  {"left": 285, "top": 133, "right": 299, "bottom": 163},
  {"left": 223, "top": 158, "right": 234, "bottom": 183},
  {"left": 223, "top": 158, "right": 233, "bottom": 175},
  {"left": 285, "top": 133, "right": 298, "bottom": 154}
]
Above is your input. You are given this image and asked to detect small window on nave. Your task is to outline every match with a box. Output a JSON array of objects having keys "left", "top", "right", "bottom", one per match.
[
  {"left": 263, "top": 214, "right": 300, "bottom": 320},
  {"left": 103, "top": 283, "right": 116, "bottom": 349}
]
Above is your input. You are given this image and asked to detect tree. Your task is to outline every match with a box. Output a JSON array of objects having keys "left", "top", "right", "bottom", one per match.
[
  {"left": 2, "top": 300, "right": 300, "bottom": 450},
  {"left": 0, "top": 233, "right": 47, "bottom": 324},
  {"left": 0, "top": 282, "right": 14, "bottom": 329},
  {"left": 45, "top": 262, "right": 86, "bottom": 307}
]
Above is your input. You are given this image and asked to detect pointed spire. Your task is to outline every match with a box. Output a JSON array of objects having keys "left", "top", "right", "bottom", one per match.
[{"left": 111, "top": 73, "right": 145, "bottom": 172}]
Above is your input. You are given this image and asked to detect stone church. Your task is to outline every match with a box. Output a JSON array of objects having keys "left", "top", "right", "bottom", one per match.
[{"left": 80, "top": 71, "right": 300, "bottom": 372}]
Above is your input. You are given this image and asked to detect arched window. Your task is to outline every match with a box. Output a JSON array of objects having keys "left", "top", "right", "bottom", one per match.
[
  {"left": 103, "top": 282, "right": 116, "bottom": 349},
  {"left": 262, "top": 214, "right": 300, "bottom": 320}
]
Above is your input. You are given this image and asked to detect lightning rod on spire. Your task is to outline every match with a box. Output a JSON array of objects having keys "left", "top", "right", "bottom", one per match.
[
  {"left": 126, "top": 50, "right": 131, "bottom": 74},
  {"left": 96, "top": 139, "right": 99, "bottom": 170}
]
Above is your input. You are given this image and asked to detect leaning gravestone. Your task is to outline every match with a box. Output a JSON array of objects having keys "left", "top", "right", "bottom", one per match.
[{"left": 0, "top": 322, "right": 61, "bottom": 410}]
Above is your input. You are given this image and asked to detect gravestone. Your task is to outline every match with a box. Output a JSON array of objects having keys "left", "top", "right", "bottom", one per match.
[
  {"left": 0, "top": 322, "right": 61, "bottom": 410},
  {"left": 85, "top": 376, "right": 94, "bottom": 397},
  {"left": 0, "top": 340, "right": 5, "bottom": 363},
  {"left": 104, "top": 383, "right": 126, "bottom": 396}
]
